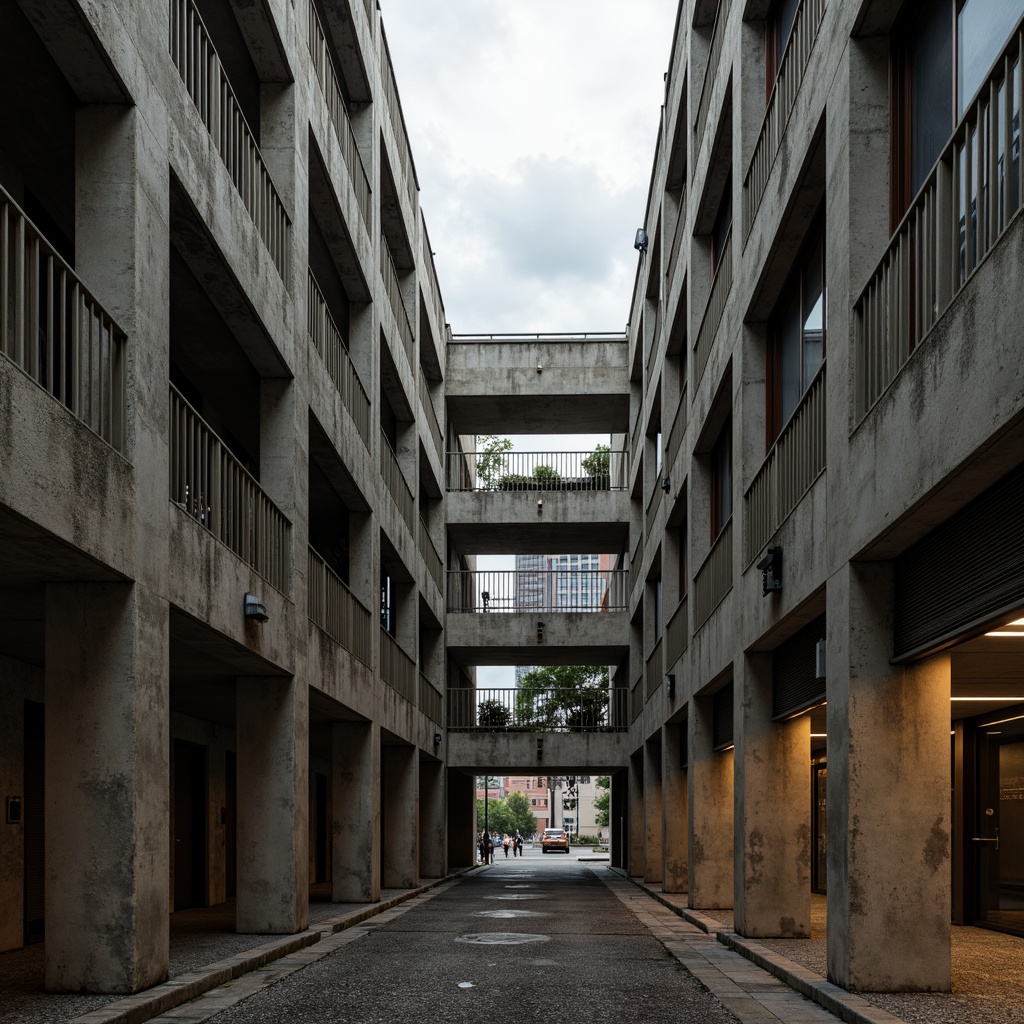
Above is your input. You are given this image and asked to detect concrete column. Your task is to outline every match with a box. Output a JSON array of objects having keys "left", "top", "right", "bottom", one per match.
[
  {"left": 643, "top": 736, "right": 663, "bottom": 884},
  {"left": 382, "top": 744, "right": 419, "bottom": 888},
  {"left": 662, "top": 720, "right": 689, "bottom": 893},
  {"left": 447, "top": 770, "right": 476, "bottom": 869},
  {"left": 826, "top": 563, "right": 951, "bottom": 992},
  {"left": 734, "top": 652, "right": 810, "bottom": 937},
  {"left": 688, "top": 696, "right": 733, "bottom": 909},
  {"left": 610, "top": 769, "right": 628, "bottom": 869},
  {"left": 419, "top": 758, "right": 446, "bottom": 879},
  {"left": 45, "top": 583, "right": 169, "bottom": 993},
  {"left": 628, "top": 752, "right": 645, "bottom": 877},
  {"left": 331, "top": 721, "right": 380, "bottom": 902},
  {"left": 236, "top": 677, "right": 308, "bottom": 933}
]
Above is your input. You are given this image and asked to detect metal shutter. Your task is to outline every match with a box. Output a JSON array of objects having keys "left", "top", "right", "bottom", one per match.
[
  {"left": 712, "top": 683, "right": 734, "bottom": 750},
  {"left": 772, "top": 615, "right": 826, "bottom": 720}
]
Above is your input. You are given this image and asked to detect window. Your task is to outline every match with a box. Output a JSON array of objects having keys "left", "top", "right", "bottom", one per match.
[
  {"left": 766, "top": 0, "right": 800, "bottom": 98},
  {"left": 768, "top": 220, "right": 825, "bottom": 443},
  {"left": 711, "top": 418, "right": 732, "bottom": 539},
  {"left": 712, "top": 175, "right": 732, "bottom": 276}
]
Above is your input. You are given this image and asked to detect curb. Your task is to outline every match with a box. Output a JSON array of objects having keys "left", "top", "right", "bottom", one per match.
[{"left": 69, "top": 871, "right": 470, "bottom": 1024}]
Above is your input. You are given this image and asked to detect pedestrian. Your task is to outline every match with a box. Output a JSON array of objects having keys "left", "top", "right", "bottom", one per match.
[
  {"left": 478, "top": 830, "right": 490, "bottom": 865},
  {"left": 503, "top": 834, "right": 510, "bottom": 858},
  {"left": 516, "top": 832, "right": 524, "bottom": 856}
]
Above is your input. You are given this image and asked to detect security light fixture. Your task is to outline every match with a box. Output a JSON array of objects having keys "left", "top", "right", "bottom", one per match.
[
  {"left": 661, "top": 476, "right": 671, "bottom": 492},
  {"left": 537, "top": 621, "right": 545, "bottom": 643},
  {"left": 634, "top": 228, "right": 648, "bottom": 254},
  {"left": 433, "top": 732, "right": 442, "bottom": 746},
  {"left": 815, "top": 639, "right": 826, "bottom": 679},
  {"left": 666, "top": 673, "right": 676, "bottom": 698},
  {"left": 537, "top": 497, "right": 543, "bottom": 513},
  {"left": 756, "top": 547, "right": 782, "bottom": 596},
  {"left": 244, "top": 592, "right": 269, "bottom": 622}
]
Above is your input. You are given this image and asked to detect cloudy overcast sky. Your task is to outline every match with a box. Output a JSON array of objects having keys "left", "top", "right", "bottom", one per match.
[{"left": 377, "top": 0, "right": 679, "bottom": 335}]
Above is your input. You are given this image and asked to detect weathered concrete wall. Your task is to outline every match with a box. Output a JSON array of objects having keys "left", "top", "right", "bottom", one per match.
[{"left": 447, "top": 730, "right": 631, "bottom": 775}]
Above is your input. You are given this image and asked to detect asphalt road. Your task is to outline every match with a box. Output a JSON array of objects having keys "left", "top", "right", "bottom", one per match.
[{"left": 204, "top": 848, "right": 738, "bottom": 1024}]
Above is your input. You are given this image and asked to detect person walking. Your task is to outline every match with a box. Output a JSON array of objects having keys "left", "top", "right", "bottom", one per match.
[
  {"left": 503, "top": 834, "right": 510, "bottom": 858},
  {"left": 515, "top": 832, "right": 524, "bottom": 857}
]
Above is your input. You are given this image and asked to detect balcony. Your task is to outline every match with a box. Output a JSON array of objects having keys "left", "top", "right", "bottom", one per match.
[
  {"left": 307, "top": 546, "right": 372, "bottom": 665},
  {"left": 854, "top": 17, "right": 1024, "bottom": 419},
  {"left": 645, "top": 638, "right": 663, "bottom": 702},
  {"left": 693, "top": 518, "right": 732, "bottom": 630},
  {"left": 446, "top": 569, "right": 627, "bottom": 613},
  {"left": 665, "top": 596, "right": 689, "bottom": 668},
  {"left": 169, "top": 0, "right": 291, "bottom": 278},
  {"left": 744, "top": 365, "right": 825, "bottom": 563},
  {"left": 419, "top": 672, "right": 442, "bottom": 724},
  {"left": 628, "top": 532, "right": 644, "bottom": 598},
  {"left": 307, "top": 271, "right": 370, "bottom": 446},
  {"left": 446, "top": 450, "right": 627, "bottom": 492},
  {"left": 380, "top": 237, "right": 415, "bottom": 368},
  {"left": 379, "top": 32, "right": 418, "bottom": 211},
  {"left": 169, "top": 384, "right": 291, "bottom": 593},
  {"left": 666, "top": 383, "right": 688, "bottom": 470},
  {"left": 742, "top": 0, "right": 826, "bottom": 240},
  {"left": 693, "top": 230, "right": 733, "bottom": 389},
  {"left": 418, "top": 376, "right": 443, "bottom": 460},
  {"left": 694, "top": 0, "right": 732, "bottom": 154},
  {"left": 307, "top": 0, "right": 372, "bottom": 233},
  {"left": 380, "top": 627, "right": 416, "bottom": 703},
  {"left": 645, "top": 477, "right": 663, "bottom": 537},
  {"left": 630, "top": 671, "right": 643, "bottom": 722},
  {"left": 447, "top": 687, "right": 628, "bottom": 732},
  {"left": 418, "top": 516, "right": 444, "bottom": 594},
  {"left": 0, "top": 187, "right": 126, "bottom": 452},
  {"left": 379, "top": 429, "right": 415, "bottom": 533}
]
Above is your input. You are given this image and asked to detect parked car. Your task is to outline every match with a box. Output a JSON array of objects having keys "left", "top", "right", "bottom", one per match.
[{"left": 541, "top": 827, "right": 570, "bottom": 854}]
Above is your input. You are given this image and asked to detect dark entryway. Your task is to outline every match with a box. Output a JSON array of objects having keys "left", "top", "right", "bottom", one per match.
[
  {"left": 23, "top": 700, "right": 44, "bottom": 944},
  {"left": 173, "top": 740, "right": 208, "bottom": 910}
]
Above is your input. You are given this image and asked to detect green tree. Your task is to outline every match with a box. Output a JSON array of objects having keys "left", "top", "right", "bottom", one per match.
[
  {"left": 477, "top": 797, "right": 515, "bottom": 836},
  {"left": 581, "top": 443, "right": 610, "bottom": 477},
  {"left": 505, "top": 791, "right": 538, "bottom": 836},
  {"left": 477, "top": 698, "right": 510, "bottom": 728},
  {"left": 515, "top": 665, "right": 610, "bottom": 730},
  {"left": 475, "top": 435, "right": 513, "bottom": 490},
  {"left": 594, "top": 775, "right": 610, "bottom": 828}
]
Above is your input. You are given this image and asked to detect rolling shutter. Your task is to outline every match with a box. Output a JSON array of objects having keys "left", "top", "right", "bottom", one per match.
[
  {"left": 772, "top": 615, "right": 826, "bottom": 720},
  {"left": 712, "top": 683, "right": 734, "bottom": 750}
]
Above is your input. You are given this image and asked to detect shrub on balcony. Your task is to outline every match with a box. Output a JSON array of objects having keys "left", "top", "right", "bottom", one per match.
[{"left": 477, "top": 698, "right": 511, "bottom": 729}]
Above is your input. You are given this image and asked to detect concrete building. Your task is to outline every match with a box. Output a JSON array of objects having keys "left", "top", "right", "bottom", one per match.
[{"left": 3, "top": 0, "right": 1024, "bottom": 1008}]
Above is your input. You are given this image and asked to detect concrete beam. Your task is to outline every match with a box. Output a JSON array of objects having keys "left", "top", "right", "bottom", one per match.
[{"left": 446, "top": 730, "right": 630, "bottom": 774}]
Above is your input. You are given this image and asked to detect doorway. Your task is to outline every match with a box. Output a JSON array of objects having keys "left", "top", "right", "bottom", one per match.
[{"left": 173, "top": 740, "right": 208, "bottom": 910}]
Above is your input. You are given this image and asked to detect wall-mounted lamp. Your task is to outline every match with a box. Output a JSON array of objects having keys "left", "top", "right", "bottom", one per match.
[
  {"left": 244, "top": 592, "right": 269, "bottom": 622},
  {"left": 536, "top": 621, "right": 545, "bottom": 644},
  {"left": 537, "top": 497, "right": 543, "bottom": 513},
  {"left": 755, "top": 547, "right": 782, "bottom": 596},
  {"left": 666, "top": 673, "right": 676, "bottom": 698},
  {"left": 815, "top": 639, "right": 826, "bottom": 679},
  {"left": 537, "top": 364, "right": 543, "bottom": 374},
  {"left": 661, "top": 476, "right": 671, "bottom": 492},
  {"left": 634, "top": 228, "right": 649, "bottom": 254},
  {"left": 433, "top": 732, "right": 442, "bottom": 747}
]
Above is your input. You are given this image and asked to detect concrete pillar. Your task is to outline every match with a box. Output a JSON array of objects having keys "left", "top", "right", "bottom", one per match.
[
  {"left": 610, "top": 769, "right": 628, "bottom": 869},
  {"left": 331, "top": 721, "right": 380, "bottom": 902},
  {"left": 734, "top": 652, "right": 810, "bottom": 937},
  {"left": 662, "top": 720, "right": 689, "bottom": 893},
  {"left": 45, "top": 583, "right": 169, "bottom": 993},
  {"left": 419, "top": 758, "right": 446, "bottom": 879},
  {"left": 628, "top": 752, "right": 645, "bottom": 877},
  {"left": 382, "top": 744, "right": 418, "bottom": 888},
  {"left": 446, "top": 770, "right": 476, "bottom": 869},
  {"left": 826, "top": 563, "right": 951, "bottom": 992},
  {"left": 643, "top": 736, "right": 663, "bottom": 884},
  {"left": 236, "top": 677, "right": 307, "bottom": 933},
  {"left": 688, "top": 696, "right": 733, "bottom": 909}
]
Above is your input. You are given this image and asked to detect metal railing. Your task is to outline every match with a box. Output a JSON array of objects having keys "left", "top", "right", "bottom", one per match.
[
  {"left": 629, "top": 532, "right": 644, "bottom": 597},
  {"left": 419, "top": 376, "right": 443, "bottom": 458},
  {"left": 694, "top": 0, "right": 732, "bottom": 153},
  {"left": 379, "top": 429, "right": 414, "bottom": 533},
  {"left": 667, "top": 384, "right": 688, "bottom": 469},
  {"left": 665, "top": 596, "right": 689, "bottom": 668},
  {"left": 630, "top": 675, "right": 643, "bottom": 722},
  {"left": 380, "top": 628, "right": 416, "bottom": 703},
  {"left": 0, "top": 188, "right": 126, "bottom": 452},
  {"left": 419, "top": 517, "right": 444, "bottom": 594},
  {"left": 419, "top": 673, "right": 443, "bottom": 724},
  {"left": 379, "top": 33, "right": 418, "bottom": 209},
  {"left": 169, "top": 0, "right": 290, "bottom": 277},
  {"left": 645, "top": 638, "right": 663, "bottom": 702},
  {"left": 307, "top": 546, "right": 372, "bottom": 665},
  {"left": 169, "top": 384, "right": 291, "bottom": 592},
  {"left": 380, "top": 237, "right": 415, "bottom": 367},
  {"left": 307, "top": 271, "right": 370, "bottom": 446},
  {"left": 447, "top": 686, "right": 628, "bottom": 732},
  {"left": 855, "top": 18, "right": 1024, "bottom": 419},
  {"left": 693, "top": 519, "right": 732, "bottom": 630},
  {"left": 744, "top": 365, "right": 825, "bottom": 563},
  {"left": 307, "top": 0, "right": 372, "bottom": 233},
  {"left": 446, "top": 569, "right": 627, "bottom": 613},
  {"left": 693, "top": 230, "right": 733, "bottom": 389},
  {"left": 445, "top": 450, "right": 627, "bottom": 491},
  {"left": 743, "top": 0, "right": 826, "bottom": 239}
]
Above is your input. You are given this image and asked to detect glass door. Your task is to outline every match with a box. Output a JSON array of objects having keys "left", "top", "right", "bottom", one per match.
[{"left": 975, "top": 713, "right": 1024, "bottom": 935}]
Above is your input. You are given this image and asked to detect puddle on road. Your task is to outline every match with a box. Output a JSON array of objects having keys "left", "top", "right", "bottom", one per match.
[
  {"left": 458, "top": 982, "right": 476, "bottom": 988},
  {"left": 474, "top": 910, "right": 547, "bottom": 919},
  {"left": 483, "top": 894, "right": 546, "bottom": 901},
  {"left": 456, "top": 933, "right": 551, "bottom": 946}
]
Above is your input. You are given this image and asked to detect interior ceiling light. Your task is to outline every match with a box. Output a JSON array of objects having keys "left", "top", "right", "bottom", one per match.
[
  {"left": 981, "top": 713, "right": 1024, "bottom": 728},
  {"left": 985, "top": 617, "right": 1024, "bottom": 636},
  {"left": 950, "top": 696, "right": 1024, "bottom": 701}
]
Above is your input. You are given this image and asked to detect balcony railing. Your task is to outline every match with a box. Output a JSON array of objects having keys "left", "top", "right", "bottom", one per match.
[
  {"left": 419, "top": 376, "right": 443, "bottom": 458},
  {"left": 0, "top": 188, "right": 126, "bottom": 452},
  {"left": 308, "top": 271, "right": 370, "bottom": 446},
  {"left": 169, "top": 0, "right": 290, "bottom": 278},
  {"left": 744, "top": 365, "right": 825, "bottom": 563},
  {"left": 855, "top": 18, "right": 1024, "bottom": 419},
  {"left": 418, "top": 517, "right": 444, "bottom": 594},
  {"left": 419, "top": 673, "right": 443, "bottom": 724},
  {"left": 380, "top": 628, "right": 416, "bottom": 703},
  {"left": 694, "top": 230, "right": 733, "bottom": 389},
  {"left": 693, "top": 519, "right": 732, "bottom": 630},
  {"left": 630, "top": 674, "right": 643, "bottom": 722},
  {"left": 665, "top": 596, "right": 689, "bottom": 668},
  {"left": 379, "top": 33, "right": 418, "bottom": 210},
  {"left": 446, "top": 570, "right": 627, "bottom": 613},
  {"left": 169, "top": 384, "right": 290, "bottom": 592},
  {"left": 307, "top": 0, "right": 372, "bottom": 233},
  {"left": 447, "top": 687, "right": 628, "bottom": 732},
  {"left": 307, "top": 546, "right": 372, "bottom": 665},
  {"left": 667, "top": 384, "right": 688, "bottom": 469},
  {"left": 645, "top": 638, "right": 663, "bottom": 702},
  {"left": 694, "top": 0, "right": 732, "bottom": 153},
  {"left": 379, "top": 429, "right": 414, "bottom": 533},
  {"left": 629, "top": 532, "right": 644, "bottom": 597},
  {"left": 380, "top": 237, "right": 415, "bottom": 367},
  {"left": 743, "top": 0, "right": 826, "bottom": 240},
  {"left": 446, "top": 450, "right": 627, "bottom": 491}
]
